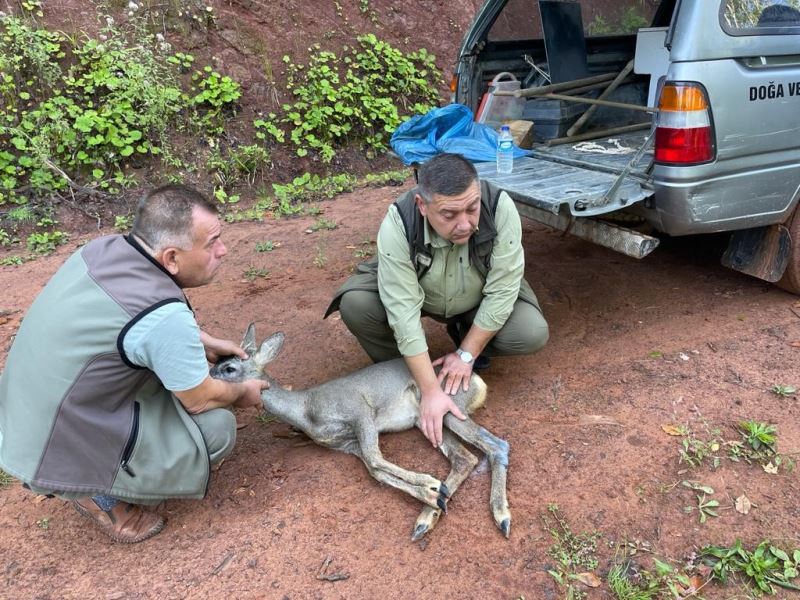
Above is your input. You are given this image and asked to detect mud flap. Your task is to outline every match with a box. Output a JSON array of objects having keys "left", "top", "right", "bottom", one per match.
[{"left": 721, "top": 224, "right": 791, "bottom": 283}]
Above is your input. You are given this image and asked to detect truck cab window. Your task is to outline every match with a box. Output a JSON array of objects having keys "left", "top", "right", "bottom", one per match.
[{"left": 722, "top": 0, "right": 800, "bottom": 33}]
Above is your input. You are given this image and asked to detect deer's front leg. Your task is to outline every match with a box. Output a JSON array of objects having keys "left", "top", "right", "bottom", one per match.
[
  {"left": 412, "top": 429, "right": 479, "bottom": 541},
  {"left": 356, "top": 422, "right": 449, "bottom": 510}
]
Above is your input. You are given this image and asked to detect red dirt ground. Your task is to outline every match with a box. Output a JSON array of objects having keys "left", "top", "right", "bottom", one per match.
[{"left": 2, "top": 179, "right": 800, "bottom": 599}]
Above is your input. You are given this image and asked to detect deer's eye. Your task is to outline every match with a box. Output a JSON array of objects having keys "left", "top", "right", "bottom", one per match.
[{"left": 223, "top": 365, "right": 237, "bottom": 375}]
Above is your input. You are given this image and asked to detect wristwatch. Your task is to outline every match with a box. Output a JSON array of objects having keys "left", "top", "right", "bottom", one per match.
[{"left": 456, "top": 348, "right": 474, "bottom": 364}]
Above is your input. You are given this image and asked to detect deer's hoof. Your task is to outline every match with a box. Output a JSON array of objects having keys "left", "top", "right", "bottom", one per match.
[
  {"left": 436, "top": 495, "right": 448, "bottom": 513},
  {"left": 411, "top": 522, "right": 430, "bottom": 542},
  {"left": 499, "top": 517, "right": 511, "bottom": 538},
  {"left": 439, "top": 482, "right": 450, "bottom": 498}
]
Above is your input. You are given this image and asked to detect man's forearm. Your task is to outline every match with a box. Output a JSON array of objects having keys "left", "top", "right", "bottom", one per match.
[
  {"left": 459, "top": 323, "right": 496, "bottom": 358},
  {"left": 174, "top": 377, "right": 250, "bottom": 414},
  {"left": 404, "top": 352, "right": 440, "bottom": 394}
]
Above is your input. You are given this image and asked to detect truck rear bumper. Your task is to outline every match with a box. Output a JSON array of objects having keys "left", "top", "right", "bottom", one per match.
[{"left": 644, "top": 163, "right": 800, "bottom": 236}]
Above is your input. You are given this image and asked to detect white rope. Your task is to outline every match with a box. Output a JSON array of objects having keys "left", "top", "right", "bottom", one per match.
[{"left": 572, "top": 138, "right": 635, "bottom": 155}]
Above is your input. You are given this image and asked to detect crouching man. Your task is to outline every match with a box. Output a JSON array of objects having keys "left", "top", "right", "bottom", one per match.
[
  {"left": 0, "top": 185, "right": 267, "bottom": 543},
  {"left": 326, "top": 153, "right": 549, "bottom": 448}
]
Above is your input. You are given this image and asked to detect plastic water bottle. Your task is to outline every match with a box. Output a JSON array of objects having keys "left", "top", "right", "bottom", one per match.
[{"left": 496, "top": 124, "right": 513, "bottom": 174}]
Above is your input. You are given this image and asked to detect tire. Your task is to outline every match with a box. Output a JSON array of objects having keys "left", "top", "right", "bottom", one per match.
[{"left": 777, "top": 205, "right": 800, "bottom": 294}]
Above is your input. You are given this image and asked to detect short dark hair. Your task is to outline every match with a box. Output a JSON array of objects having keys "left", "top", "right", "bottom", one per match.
[
  {"left": 132, "top": 184, "right": 217, "bottom": 252},
  {"left": 417, "top": 153, "right": 478, "bottom": 202}
]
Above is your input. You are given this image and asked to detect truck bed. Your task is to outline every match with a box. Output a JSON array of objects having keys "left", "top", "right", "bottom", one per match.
[
  {"left": 476, "top": 130, "right": 654, "bottom": 218},
  {"left": 476, "top": 130, "right": 660, "bottom": 258}
]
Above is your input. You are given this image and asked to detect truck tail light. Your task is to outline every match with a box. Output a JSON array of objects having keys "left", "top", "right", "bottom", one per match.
[{"left": 654, "top": 83, "right": 715, "bottom": 165}]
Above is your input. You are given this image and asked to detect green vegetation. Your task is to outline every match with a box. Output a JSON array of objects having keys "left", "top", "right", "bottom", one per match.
[
  {"left": 274, "top": 35, "right": 440, "bottom": 161},
  {"left": 26, "top": 229, "right": 66, "bottom": 253},
  {"left": 310, "top": 217, "right": 337, "bottom": 232},
  {"left": 770, "top": 384, "right": 797, "bottom": 397},
  {"left": 0, "top": 469, "right": 13, "bottom": 487},
  {"left": 255, "top": 240, "right": 276, "bottom": 252},
  {"left": 313, "top": 242, "right": 328, "bottom": 268},
  {"left": 273, "top": 172, "right": 356, "bottom": 205},
  {"left": 673, "top": 419, "right": 793, "bottom": 472},
  {"left": 542, "top": 504, "right": 601, "bottom": 599},
  {"left": 223, "top": 169, "right": 410, "bottom": 224},
  {"left": 114, "top": 215, "right": 132, "bottom": 231},
  {"left": 607, "top": 557, "right": 700, "bottom": 600},
  {"left": 255, "top": 412, "right": 277, "bottom": 425},
  {"left": 242, "top": 266, "right": 269, "bottom": 281},
  {"left": 608, "top": 561, "right": 660, "bottom": 599},
  {"left": 0, "top": 254, "right": 25, "bottom": 265},
  {"left": 0, "top": 4, "right": 423, "bottom": 253},
  {"left": 587, "top": 6, "right": 649, "bottom": 35},
  {"left": 701, "top": 540, "right": 800, "bottom": 595},
  {"left": 353, "top": 239, "right": 374, "bottom": 258}
]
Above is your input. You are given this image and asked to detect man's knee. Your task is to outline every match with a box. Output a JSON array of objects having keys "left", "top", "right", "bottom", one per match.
[
  {"left": 520, "top": 321, "right": 549, "bottom": 354},
  {"left": 492, "top": 303, "right": 549, "bottom": 356},
  {"left": 192, "top": 409, "right": 237, "bottom": 465},
  {"left": 339, "top": 290, "right": 385, "bottom": 330}
]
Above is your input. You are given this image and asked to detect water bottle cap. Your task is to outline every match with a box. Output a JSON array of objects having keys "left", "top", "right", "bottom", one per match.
[{"left": 501, "top": 125, "right": 510, "bottom": 132}]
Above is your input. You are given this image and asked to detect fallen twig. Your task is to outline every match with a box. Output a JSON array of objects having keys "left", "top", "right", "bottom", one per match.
[{"left": 316, "top": 556, "right": 350, "bottom": 582}]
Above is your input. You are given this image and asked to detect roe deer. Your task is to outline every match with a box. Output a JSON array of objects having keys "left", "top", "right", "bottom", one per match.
[{"left": 210, "top": 323, "right": 511, "bottom": 541}]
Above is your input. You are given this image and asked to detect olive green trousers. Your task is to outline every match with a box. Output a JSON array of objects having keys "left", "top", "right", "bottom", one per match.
[{"left": 338, "top": 290, "right": 549, "bottom": 363}]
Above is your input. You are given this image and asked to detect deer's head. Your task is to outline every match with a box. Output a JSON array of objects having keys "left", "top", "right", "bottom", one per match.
[{"left": 210, "top": 323, "right": 284, "bottom": 383}]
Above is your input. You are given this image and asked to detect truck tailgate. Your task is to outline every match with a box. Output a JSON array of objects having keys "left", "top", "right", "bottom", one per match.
[
  {"left": 475, "top": 131, "right": 654, "bottom": 218},
  {"left": 476, "top": 132, "right": 660, "bottom": 258}
]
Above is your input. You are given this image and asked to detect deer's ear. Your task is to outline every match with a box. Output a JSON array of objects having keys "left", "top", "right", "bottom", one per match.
[
  {"left": 241, "top": 322, "right": 257, "bottom": 356},
  {"left": 255, "top": 332, "right": 285, "bottom": 365}
]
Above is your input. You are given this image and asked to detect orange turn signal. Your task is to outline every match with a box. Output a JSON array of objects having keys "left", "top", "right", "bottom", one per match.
[{"left": 659, "top": 84, "right": 709, "bottom": 112}]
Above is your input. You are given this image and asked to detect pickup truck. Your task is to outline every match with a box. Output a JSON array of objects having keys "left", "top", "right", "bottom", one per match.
[{"left": 451, "top": 0, "right": 800, "bottom": 292}]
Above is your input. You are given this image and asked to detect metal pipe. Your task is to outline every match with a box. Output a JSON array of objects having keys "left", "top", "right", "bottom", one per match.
[{"left": 567, "top": 59, "right": 636, "bottom": 137}]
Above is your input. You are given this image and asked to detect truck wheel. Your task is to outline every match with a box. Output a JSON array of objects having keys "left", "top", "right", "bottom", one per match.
[{"left": 778, "top": 206, "right": 800, "bottom": 295}]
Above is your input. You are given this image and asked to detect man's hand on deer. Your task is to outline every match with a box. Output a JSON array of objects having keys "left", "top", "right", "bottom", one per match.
[
  {"left": 200, "top": 331, "right": 248, "bottom": 363},
  {"left": 419, "top": 387, "right": 466, "bottom": 448},
  {"left": 233, "top": 379, "right": 269, "bottom": 410},
  {"left": 433, "top": 352, "right": 473, "bottom": 396}
]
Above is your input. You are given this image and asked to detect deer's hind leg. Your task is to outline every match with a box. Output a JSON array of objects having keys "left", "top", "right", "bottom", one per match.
[
  {"left": 443, "top": 415, "right": 511, "bottom": 538},
  {"left": 411, "top": 430, "right": 479, "bottom": 541},
  {"left": 355, "top": 421, "right": 449, "bottom": 510}
]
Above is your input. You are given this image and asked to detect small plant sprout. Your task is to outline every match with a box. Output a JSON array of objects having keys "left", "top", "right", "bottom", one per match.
[
  {"left": 310, "top": 217, "right": 337, "bottom": 232},
  {"left": 680, "top": 481, "right": 721, "bottom": 523},
  {"left": 114, "top": 215, "right": 132, "bottom": 231},
  {"left": 351, "top": 238, "right": 375, "bottom": 258},
  {"left": 256, "top": 412, "right": 277, "bottom": 425},
  {"left": 243, "top": 266, "right": 269, "bottom": 281},
  {"left": 313, "top": 243, "right": 328, "bottom": 268},
  {"left": 695, "top": 494, "right": 720, "bottom": 523},
  {"left": 770, "top": 384, "right": 797, "bottom": 397},
  {"left": 738, "top": 420, "right": 777, "bottom": 454},
  {"left": 255, "top": 240, "right": 276, "bottom": 252},
  {"left": 541, "top": 504, "right": 601, "bottom": 599}
]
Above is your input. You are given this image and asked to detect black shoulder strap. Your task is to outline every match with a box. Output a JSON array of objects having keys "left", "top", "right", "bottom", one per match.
[
  {"left": 394, "top": 187, "right": 433, "bottom": 279},
  {"left": 468, "top": 181, "right": 501, "bottom": 276},
  {"left": 395, "top": 181, "right": 502, "bottom": 280}
]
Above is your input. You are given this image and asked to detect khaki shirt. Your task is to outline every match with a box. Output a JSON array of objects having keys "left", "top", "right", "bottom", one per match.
[{"left": 377, "top": 191, "right": 524, "bottom": 356}]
